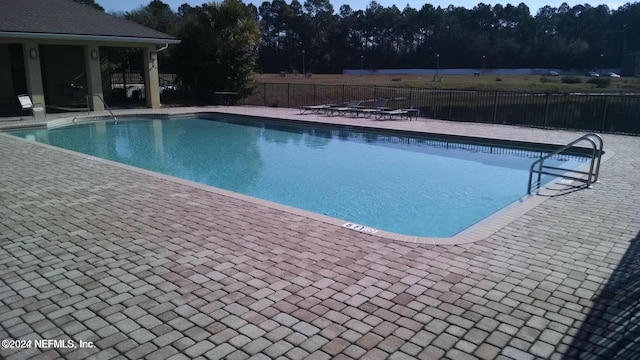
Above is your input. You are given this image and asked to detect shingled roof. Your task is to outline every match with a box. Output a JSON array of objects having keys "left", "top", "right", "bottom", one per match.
[{"left": 0, "top": 0, "right": 179, "bottom": 44}]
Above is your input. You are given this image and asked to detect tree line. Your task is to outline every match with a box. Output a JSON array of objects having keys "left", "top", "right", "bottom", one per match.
[
  {"left": 79, "top": 0, "right": 640, "bottom": 92},
  {"left": 123, "top": 0, "right": 640, "bottom": 73},
  {"left": 255, "top": 1, "right": 640, "bottom": 73}
]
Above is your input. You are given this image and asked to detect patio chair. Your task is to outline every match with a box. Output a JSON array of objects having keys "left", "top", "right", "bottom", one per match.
[
  {"left": 18, "top": 94, "right": 46, "bottom": 119},
  {"left": 327, "top": 100, "right": 362, "bottom": 116},
  {"left": 351, "top": 98, "right": 389, "bottom": 118}
]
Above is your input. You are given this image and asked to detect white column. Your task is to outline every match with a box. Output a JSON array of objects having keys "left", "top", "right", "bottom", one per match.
[
  {"left": 85, "top": 45, "right": 104, "bottom": 111},
  {"left": 22, "top": 42, "right": 46, "bottom": 109},
  {"left": 143, "top": 46, "right": 160, "bottom": 108}
]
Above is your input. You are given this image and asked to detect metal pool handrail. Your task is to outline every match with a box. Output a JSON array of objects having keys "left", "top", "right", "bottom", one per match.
[
  {"left": 93, "top": 95, "right": 117, "bottom": 121},
  {"left": 527, "top": 133, "right": 603, "bottom": 194}
]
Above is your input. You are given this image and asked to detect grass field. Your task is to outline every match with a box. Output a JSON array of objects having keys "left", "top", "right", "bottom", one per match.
[{"left": 256, "top": 73, "right": 640, "bottom": 93}]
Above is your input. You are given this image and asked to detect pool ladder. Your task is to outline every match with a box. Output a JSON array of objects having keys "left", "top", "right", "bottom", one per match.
[{"left": 527, "top": 133, "right": 603, "bottom": 194}]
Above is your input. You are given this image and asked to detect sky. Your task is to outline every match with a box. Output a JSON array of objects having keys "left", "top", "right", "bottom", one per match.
[{"left": 97, "top": 0, "right": 628, "bottom": 15}]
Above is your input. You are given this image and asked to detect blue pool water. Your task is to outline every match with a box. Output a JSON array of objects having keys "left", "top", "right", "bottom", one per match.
[{"left": 9, "top": 117, "right": 587, "bottom": 237}]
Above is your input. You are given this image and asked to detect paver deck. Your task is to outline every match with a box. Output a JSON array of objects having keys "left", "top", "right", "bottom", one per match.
[{"left": 1, "top": 106, "right": 638, "bottom": 360}]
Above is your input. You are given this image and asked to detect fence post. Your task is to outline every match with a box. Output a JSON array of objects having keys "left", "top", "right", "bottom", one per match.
[
  {"left": 342, "top": 84, "right": 345, "bottom": 103},
  {"left": 287, "top": 83, "right": 290, "bottom": 108},
  {"left": 263, "top": 83, "right": 267, "bottom": 106},
  {"left": 313, "top": 84, "right": 317, "bottom": 105},
  {"left": 600, "top": 96, "right": 609, "bottom": 132},
  {"left": 409, "top": 88, "right": 413, "bottom": 108},
  {"left": 543, "top": 93, "right": 550, "bottom": 127},
  {"left": 492, "top": 91, "right": 498, "bottom": 123},
  {"left": 448, "top": 91, "right": 453, "bottom": 120}
]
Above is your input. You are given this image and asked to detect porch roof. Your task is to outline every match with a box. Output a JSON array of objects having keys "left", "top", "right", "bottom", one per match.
[{"left": 0, "top": 0, "right": 179, "bottom": 44}]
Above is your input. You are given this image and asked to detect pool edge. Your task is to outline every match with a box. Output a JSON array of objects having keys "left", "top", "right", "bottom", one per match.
[{"left": 0, "top": 112, "right": 613, "bottom": 245}]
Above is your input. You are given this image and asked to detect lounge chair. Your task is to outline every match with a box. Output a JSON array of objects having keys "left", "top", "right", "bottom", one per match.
[
  {"left": 350, "top": 98, "right": 389, "bottom": 117},
  {"left": 18, "top": 94, "right": 46, "bottom": 119},
  {"left": 327, "top": 100, "right": 362, "bottom": 116},
  {"left": 299, "top": 103, "right": 336, "bottom": 115},
  {"left": 375, "top": 108, "right": 410, "bottom": 120}
]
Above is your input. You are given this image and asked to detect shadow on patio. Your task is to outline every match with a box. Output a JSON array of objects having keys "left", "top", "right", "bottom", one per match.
[{"left": 564, "top": 232, "right": 640, "bottom": 359}]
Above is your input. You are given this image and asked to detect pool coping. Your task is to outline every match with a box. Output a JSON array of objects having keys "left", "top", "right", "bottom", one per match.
[{"left": 1, "top": 111, "right": 612, "bottom": 245}]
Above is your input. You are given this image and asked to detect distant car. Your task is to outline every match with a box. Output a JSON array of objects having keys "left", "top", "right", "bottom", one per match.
[
  {"left": 587, "top": 71, "right": 600, "bottom": 77},
  {"left": 607, "top": 72, "right": 621, "bottom": 78},
  {"left": 548, "top": 71, "right": 559, "bottom": 76}
]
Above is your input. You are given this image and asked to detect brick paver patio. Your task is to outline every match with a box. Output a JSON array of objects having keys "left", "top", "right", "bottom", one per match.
[{"left": 1, "top": 107, "right": 638, "bottom": 359}]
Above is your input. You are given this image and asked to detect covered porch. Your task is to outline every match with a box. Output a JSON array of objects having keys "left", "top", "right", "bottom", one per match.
[
  {"left": 0, "top": 41, "right": 177, "bottom": 118},
  {"left": 0, "top": 0, "right": 179, "bottom": 118}
]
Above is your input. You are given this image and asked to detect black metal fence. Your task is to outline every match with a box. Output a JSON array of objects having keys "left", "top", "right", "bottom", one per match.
[{"left": 238, "top": 83, "right": 640, "bottom": 135}]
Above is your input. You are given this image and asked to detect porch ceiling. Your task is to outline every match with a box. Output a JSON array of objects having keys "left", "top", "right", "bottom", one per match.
[{"left": 0, "top": 0, "right": 179, "bottom": 45}]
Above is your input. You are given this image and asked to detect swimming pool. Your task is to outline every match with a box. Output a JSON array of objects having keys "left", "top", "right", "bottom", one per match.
[{"left": 9, "top": 116, "right": 587, "bottom": 237}]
